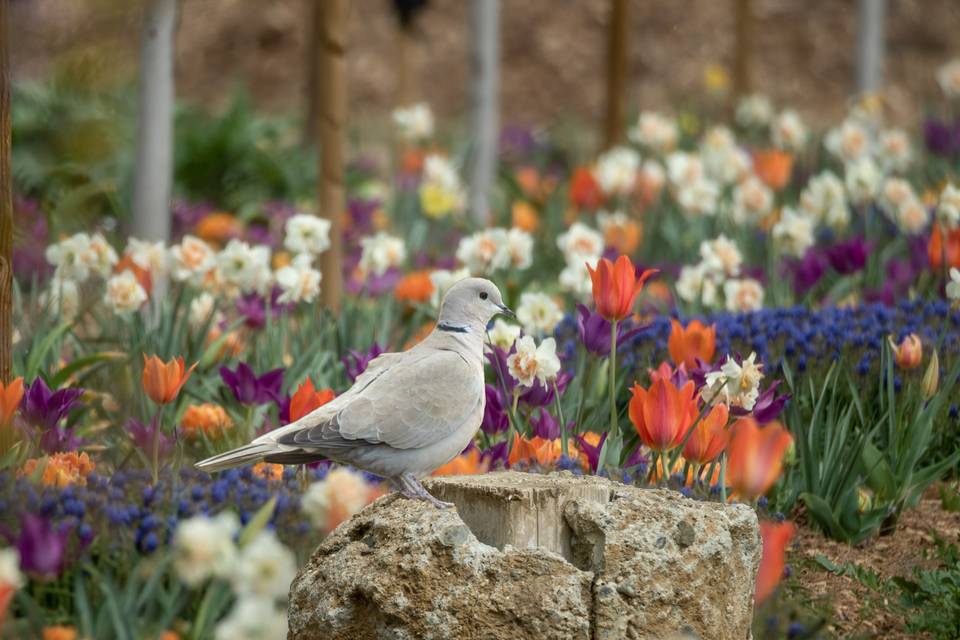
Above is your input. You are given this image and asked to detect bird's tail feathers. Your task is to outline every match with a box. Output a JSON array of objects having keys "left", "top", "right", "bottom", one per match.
[{"left": 195, "top": 443, "right": 276, "bottom": 473}]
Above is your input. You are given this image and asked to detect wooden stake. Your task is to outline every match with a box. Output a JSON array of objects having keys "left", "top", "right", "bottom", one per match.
[
  {"left": 317, "top": 0, "right": 349, "bottom": 312},
  {"left": 132, "top": 0, "right": 176, "bottom": 244},
  {"left": 0, "top": 0, "right": 12, "bottom": 383},
  {"left": 468, "top": 0, "right": 499, "bottom": 225},
  {"left": 396, "top": 23, "right": 415, "bottom": 107},
  {"left": 603, "top": 0, "right": 628, "bottom": 149},
  {"left": 732, "top": 0, "right": 754, "bottom": 99},
  {"left": 855, "top": 0, "right": 887, "bottom": 97}
]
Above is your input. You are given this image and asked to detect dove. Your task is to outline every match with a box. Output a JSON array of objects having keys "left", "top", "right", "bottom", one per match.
[{"left": 196, "top": 277, "right": 513, "bottom": 508}]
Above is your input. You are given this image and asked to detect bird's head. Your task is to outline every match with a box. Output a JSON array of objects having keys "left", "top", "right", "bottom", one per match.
[{"left": 438, "top": 278, "right": 513, "bottom": 330}]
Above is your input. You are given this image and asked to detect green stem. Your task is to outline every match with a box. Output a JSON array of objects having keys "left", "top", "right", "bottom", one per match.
[
  {"left": 720, "top": 454, "right": 728, "bottom": 503},
  {"left": 660, "top": 449, "right": 670, "bottom": 485},
  {"left": 609, "top": 319, "right": 618, "bottom": 438},
  {"left": 553, "top": 379, "right": 568, "bottom": 458}
]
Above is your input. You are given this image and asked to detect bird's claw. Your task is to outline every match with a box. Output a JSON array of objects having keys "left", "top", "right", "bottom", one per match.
[{"left": 395, "top": 473, "right": 454, "bottom": 509}]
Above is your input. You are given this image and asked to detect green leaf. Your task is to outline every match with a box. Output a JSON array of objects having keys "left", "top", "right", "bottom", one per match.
[
  {"left": 238, "top": 496, "right": 277, "bottom": 547},
  {"left": 25, "top": 321, "right": 71, "bottom": 379},
  {"left": 49, "top": 350, "right": 126, "bottom": 388}
]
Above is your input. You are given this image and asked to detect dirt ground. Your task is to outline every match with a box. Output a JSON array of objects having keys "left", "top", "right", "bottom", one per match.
[
  {"left": 790, "top": 496, "right": 960, "bottom": 639},
  {"left": 8, "top": 0, "right": 960, "bottom": 133}
]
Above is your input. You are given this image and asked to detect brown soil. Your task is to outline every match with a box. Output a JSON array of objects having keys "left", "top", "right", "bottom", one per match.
[
  {"left": 790, "top": 496, "right": 960, "bottom": 639},
  {"left": 8, "top": 0, "right": 960, "bottom": 134}
]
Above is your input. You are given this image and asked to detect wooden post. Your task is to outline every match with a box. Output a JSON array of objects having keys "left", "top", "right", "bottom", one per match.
[
  {"left": 732, "top": 0, "right": 754, "bottom": 99},
  {"left": 317, "top": 0, "right": 349, "bottom": 312},
  {"left": 132, "top": 0, "right": 176, "bottom": 243},
  {"left": 396, "top": 23, "right": 415, "bottom": 106},
  {"left": 468, "top": 0, "right": 499, "bottom": 225},
  {"left": 0, "top": 0, "right": 12, "bottom": 383},
  {"left": 855, "top": 0, "right": 886, "bottom": 97},
  {"left": 302, "top": 0, "right": 322, "bottom": 147},
  {"left": 603, "top": 0, "right": 628, "bottom": 149}
]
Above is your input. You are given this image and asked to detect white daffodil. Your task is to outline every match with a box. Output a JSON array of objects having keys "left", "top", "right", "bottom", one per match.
[{"left": 507, "top": 335, "right": 561, "bottom": 388}]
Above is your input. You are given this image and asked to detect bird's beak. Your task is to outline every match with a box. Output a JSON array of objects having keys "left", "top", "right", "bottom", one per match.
[{"left": 496, "top": 303, "right": 515, "bottom": 319}]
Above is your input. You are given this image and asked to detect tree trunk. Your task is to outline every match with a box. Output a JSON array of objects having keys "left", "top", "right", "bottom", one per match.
[
  {"left": 603, "top": 0, "right": 628, "bottom": 149},
  {"left": 132, "top": 0, "right": 176, "bottom": 244},
  {"left": 468, "top": 0, "right": 499, "bottom": 226},
  {"left": 855, "top": 0, "right": 886, "bottom": 97},
  {"left": 317, "top": 0, "right": 349, "bottom": 312},
  {"left": 732, "top": 0, "right": 754, "bottom": 99},
  {"left": 0, "top": 0, "right": 12, "bottom": 383},
  {"left": 302, "top": 0, "right": 322, "bottom": 147}
]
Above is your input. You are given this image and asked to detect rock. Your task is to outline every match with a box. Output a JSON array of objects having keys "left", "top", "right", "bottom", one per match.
[{"left": 288, "top": 472, "right": 760, "bottom": 640}]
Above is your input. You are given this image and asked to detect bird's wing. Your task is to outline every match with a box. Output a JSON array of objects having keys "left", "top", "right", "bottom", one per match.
[{"left": 274, "top": 348, "right": 482, "bottom": 451}]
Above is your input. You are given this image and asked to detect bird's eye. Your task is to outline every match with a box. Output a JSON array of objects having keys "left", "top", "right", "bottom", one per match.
[{"left": 479, "top": 292, "right": 488, "bottom": 300}]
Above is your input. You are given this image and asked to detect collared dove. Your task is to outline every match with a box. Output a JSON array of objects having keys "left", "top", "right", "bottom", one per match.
[{"left": 196, "top": 277, "right": 513, "bottom": 508}]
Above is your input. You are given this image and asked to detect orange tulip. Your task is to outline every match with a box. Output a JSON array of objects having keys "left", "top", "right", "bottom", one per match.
[
  {"left": 668, "top": 319, "right": 717, "bottom": 370},
  {"left": 195, "top": 212, "right": 241, "bottom": 245},
  {"left": 511, "top": 200, "right": 540, "bottom": 232},
  {"left": 42, "top": 626, "right": 77, "bottom": 640},
  {"left": 142, "top": 355, "right": 197, "bottom": 405},
  {"left": 114, "top": 255, "right": 153, "bottom": 296},
  {"left": 628, "top": 378, "right": 698, "bottom": 452},
  {"left": 251, "top": 462, "right": 284, "bottom": 481},
  {"left": 755, "top": 520, "right": 796, "bottom": 603},
  {"left": 289, "top": 378, "right": 336, "bottom": 422},
  {"left": 928, "top": 224, "right": 960, "bottom": 270},
  {"left": 20, "top": 452, "right": 96, "bottom": 489},
  {"left": 0, "top": 584, "right": 14, "bottom": 634},
  {"left": 726, "top": 418, "right": 793, "bottom": 499},
  {"left": 752, "top": 149, "right": 793, "bottom": 191},
  {"left": 569, "top": 167, "right": 604, "bottom": 210},
  {"left": 508, "top": 433, "right": 564, "bottom": 468},
  {"left": 0, "top": 377, "right": 24, "bottom": 426},
  {"left": 682, "top": 402, "right": 730, "bottom": 465},
  {"left": 401, "top": 148, "right": 425, "bottom": 174},
  {"left": 603, "top": 218, "right": 642, "bottom": 255},
  {"left": 432, "top": 447, "right": 489, "bottom": 476},
  {"left": 889, "top": 334, "right": 922, "bottom": 370},
  {"left": 587, "top": 255, "right": 658, "bottom": 322},
  {"left": 394, "top": 270, "right": 435, "bottom": 305},
  {"left": 181, "top": 403, "right": 233, "bottom": 439}
]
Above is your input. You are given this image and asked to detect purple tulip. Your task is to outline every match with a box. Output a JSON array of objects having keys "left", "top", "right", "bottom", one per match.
[
  {"left": 5, "top": 513, "right": 73, "bottom": 579},
  {"left": 530, "top": 409, "right": 561, "bottom": 440},
  {"left": 481, "top": 440, "right": 510, "bottom": 470},
  {"left": 824, "top": 238, "right": 870, "bottom": 275},
  {"left": 220, "top": 362, "right": 284, "bottom": 405},
  {"left": 576, "top": 304, "right": 647, "bottom": 357},
  {"left": 481, "top": 385, "right": 510, "bottom": 434},
  {"left": 731, "top": 381, "right": 790, "bottom": 424},
  {"left": 574, "top": 432, "right": 607, "bottom": 473},
  {"left": 519, "top": 370, "right": 571, "bottom": 408},
  {"left": 788, "top": 249, "right": 827, "bottom": 296},
  {"left": 924, "top": 118, "right": 960, "bottom": 156},
  {"left": 38, "top": 428, "right": 85, "bottom": 455},
  {"left": 342, "top": 343, "right": 387, "bottom": 383},
  {"left": 127, "top": 417, "right": 174, "bottom": 459},
  {"left": 20, "top": 378, "right": 83, "bottom": 431}
]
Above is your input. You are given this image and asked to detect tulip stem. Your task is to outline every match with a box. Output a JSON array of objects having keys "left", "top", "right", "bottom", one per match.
[
  {"left": 607, "top": 320, "right": 618, "bottom": 460},
  {"left": 553, "top": 379, "right": 568, "bottom": 458},
  {"left": 719, "top": 454, "right": 728, "bottom": 503},
  {"left": 661, "top": 449, "right": 670, "bottom": 486}
]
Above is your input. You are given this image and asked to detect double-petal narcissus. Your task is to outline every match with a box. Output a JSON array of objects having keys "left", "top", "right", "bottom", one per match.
[
  {"left": 726, "top": 418, "right": 793, "bottom": 499},
  {"left": 142, "top": 355, "right": 197, "bottom": 405},
  {"left": 628, "top": 378, "right": 698, "bottom": 453},
  {"left": 682, "top": 402, "right": 730, "bottom": 465},
  {"left": 668, "top": 319, "right": 717, "bottom": 370},
  {"left": 586, "top": 255, "right": 657, "bottom": 322}
]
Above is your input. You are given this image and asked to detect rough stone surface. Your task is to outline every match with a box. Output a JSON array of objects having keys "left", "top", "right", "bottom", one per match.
[{"left": 288, "top": 472, "right": 760, "bottom": 640}]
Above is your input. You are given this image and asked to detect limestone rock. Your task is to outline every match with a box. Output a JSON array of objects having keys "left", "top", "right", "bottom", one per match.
[{"left": 288, "top": 471, "right": 760, "bottom": 640}]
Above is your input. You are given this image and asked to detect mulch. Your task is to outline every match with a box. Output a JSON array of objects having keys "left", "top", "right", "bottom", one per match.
[{"left": 788, "top": 491, "right": 960, "bottom": 639}]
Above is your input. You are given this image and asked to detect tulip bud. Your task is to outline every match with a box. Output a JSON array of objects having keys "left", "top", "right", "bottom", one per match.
[
  {"left": 888, "top": 334, "right": 923, "bottom": 370},
  {"left": 857, "top": 487, "right": 873, "bottom": 512},
  {"left": 922, "top": 349, "right": 940, "bottom": 400}
]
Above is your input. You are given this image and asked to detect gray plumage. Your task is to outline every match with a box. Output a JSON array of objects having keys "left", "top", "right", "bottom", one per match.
[{"left": 196, "top": 277, "right": 512, "bottom": 508}]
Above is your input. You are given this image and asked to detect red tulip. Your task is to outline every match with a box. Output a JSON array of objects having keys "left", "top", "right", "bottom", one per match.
[
  {"left": 628, "top": 378, "right": 697, "bottom": 452},
  {"left": 668, "top": 319, "right": 716, "bottom": 370},
  {"left": 682, "top": 402, "right": 730, "bottom": 465},
  {"left": 726, "top": 418, "right": 793, "bottom": 499},
  {"left": 289, "top": 378, "right": 336, "bottom": 422},
  {"left": 755, "top": 520, "right": 796, "bottom": 603},
  {"left": 587, "top": 255, "right": 657, "bottom": 322}
]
